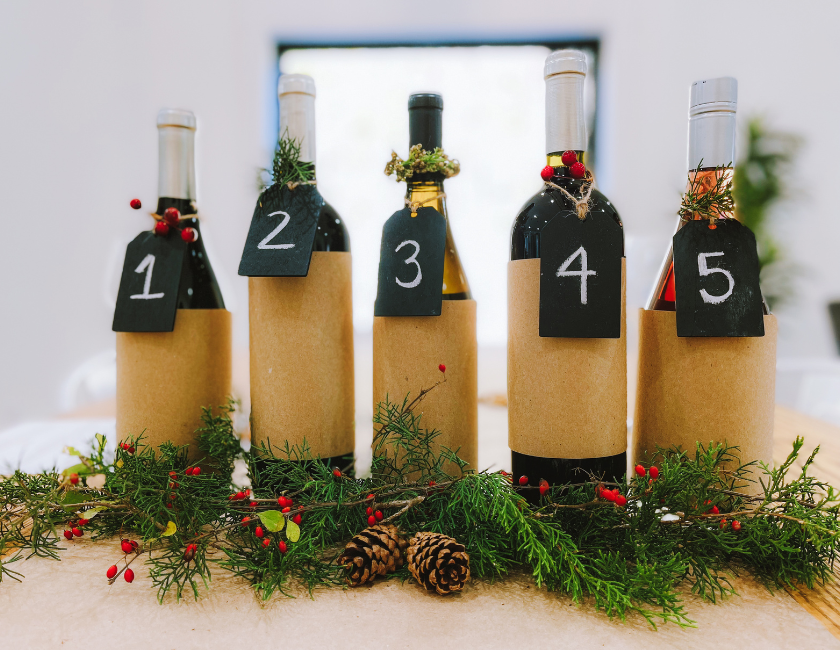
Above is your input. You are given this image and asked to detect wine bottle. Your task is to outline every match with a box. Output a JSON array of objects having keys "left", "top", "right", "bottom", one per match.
[
  {"left": 508, "top": 50, "right": 626, "bottom": 492},
  {"left": 249, "top": 74, "right": 355, "bottom": 487},
  {"left": 634, "top": 77, "right": 776, "bottom": 473},
  {"left": 372, "top": 93, "right": 478, "bottom": 472},
  {"left": 115, "top": 109, "right": 232, "bottom": 457}
]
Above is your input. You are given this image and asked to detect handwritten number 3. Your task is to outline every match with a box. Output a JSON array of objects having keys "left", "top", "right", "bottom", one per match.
[
  {"left": 395, "top": 240, "right": 422, "bottom": 288},
  {"left": 258, "top": 211, "right": 295, "bottom": 250}
]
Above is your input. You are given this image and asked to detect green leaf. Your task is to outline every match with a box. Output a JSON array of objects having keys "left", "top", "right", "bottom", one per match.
[
  {"left": 258, "top": 510, "right": 285, "bottom": 533},
  {"left": 286, "top": 519, "right": 300, "bottom": 543},
  {"left": 77, "top": 506, "right": 107, "bottom": 520},
  {"left": 63, "top": 446, "right": 83, "bottom": 458},
  {"left": 162, "top": 521, "right": 177, "bottom": 537},
  {"left": 60, "top": 492, "right": 95, "bottom": 507},
  {"left": 61, "top": 463, "right": 90, "bottom": 477}
]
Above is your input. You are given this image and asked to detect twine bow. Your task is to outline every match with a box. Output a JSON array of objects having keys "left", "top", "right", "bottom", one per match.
[
  {"left": 544, "top": 172, "right": 595, "bottom": 220},
  {"left": 405, "top": 193, "right": 447, "bottom": 214},
  {"left": 286, "top": 180, "right": 317, "bottom": 191}
]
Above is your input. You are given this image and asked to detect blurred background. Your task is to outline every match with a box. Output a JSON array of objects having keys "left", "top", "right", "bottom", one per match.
[{"left": 2, "top": 1, "right": 840, "bottom": 469}]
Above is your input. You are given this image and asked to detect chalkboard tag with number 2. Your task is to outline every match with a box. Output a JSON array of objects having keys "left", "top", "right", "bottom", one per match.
[
  {"left": 673, "top": 218, "right": 764, "bottom": 338},
  {"left": 112, "top": 231, "right": 186, "bottom": 333},
  {"left": 374, "top": 206, "right": 447, "bottom": 317}
]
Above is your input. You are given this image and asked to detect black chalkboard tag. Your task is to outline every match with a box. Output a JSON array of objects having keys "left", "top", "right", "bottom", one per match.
[
  {"left": 237, "top": 183, "right": 323, "bottom": 277},
  {"left": 374, "top": 206, "right": 446, "bottom": 317},
  {"left": 539, "top": 211, "right": 623, "bottom": 338},
  {"left": 673, "top": 219, "right": 765, "bottom": 337},
  {"left": 112, "top": 231, "right": 186, "bottom": 333}
]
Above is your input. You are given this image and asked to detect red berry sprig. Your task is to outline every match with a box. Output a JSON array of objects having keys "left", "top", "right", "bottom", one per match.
[
  {"left": 439, "top": 364, "right": 446, "bottom": 373},
  {"left": 124, "top": 568, "right": 135, "bottom": 583},
  {"left": 570, "top": 161, "right": 587, "bottom": 179},
  {"left": 539, "top": 479, "right": 550, "bottom": 497},
  {"left": 255, "top": 526, "right": 264, "bottom": 539},
  {"left": 292, "top": 514, "right": 302, "bottom": 525},
  {"left": 732, "top": 520, "right": 742, "bottom": 532},
  {"left": 540, "top": 165, "right": 554, "bottom": 181},
  {"left": 154, "top": 221, "right": 170, "bottom": 236},
  {"left": 367, "top": 515, "right": 376, "bottom": 526},
  {"left": 561, "top": 150, "right": 577, "bottom": 166},
  {"left": 163, "top": 207, "right": 180, "bottom": 226},
  {"left": 183, "top": 544, "right": 197, "bottom": 562},
  {"left": 130, "top": 198, "right": 142, "bottom": 210},
  {"left": 634, "top": 464, "right": 645, "bottom": 478},
  {"left": 106, "top": 565, "right": 118, "bottom": 579},
  {"left": 278, "top": 540, "right": 288, "bottom": 554},
  {"left": 332, "top": 468, "right": 342, "bottom": 478},
  {"left": 374, "top": 510, "right": 383, "bottom": 522},
  {"left": 518, "top": 476, "right": 529, "bottom": 486}
]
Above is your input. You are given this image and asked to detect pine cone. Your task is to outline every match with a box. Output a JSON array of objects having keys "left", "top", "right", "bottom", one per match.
[
  {"left": 337, "top": 524, "right": 407, "bottom": 587},
  {"left": 407, "top": 532, "right": 470, "bottom": 595}
]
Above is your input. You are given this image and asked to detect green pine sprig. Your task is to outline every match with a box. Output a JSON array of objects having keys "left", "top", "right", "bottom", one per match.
[
  {"left": 384, "top": 144, "right": 460, "bottom": 182},
  {"left": 679, "top": 160, "right": 735, "bottom": 223},
  {"left": 266, "top": 128, "right": 315, "bottom": 190}
]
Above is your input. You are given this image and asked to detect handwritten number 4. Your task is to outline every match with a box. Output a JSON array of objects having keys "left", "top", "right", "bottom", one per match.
[
  {"left": 258, "top": 211, "right": 295, "bottom": 250},
  {"left": 556, "top": 246, "right": 596, "bottom": 305},
  {"left": 130, "top": 254, "right": 164, "bottom": 300}
]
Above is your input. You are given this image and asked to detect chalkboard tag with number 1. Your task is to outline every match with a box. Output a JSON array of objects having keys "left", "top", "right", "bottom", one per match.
[
  {"left": 374, "top": 206, "right": 446, "bottom": 317},
  {"left": 112, "top": 231, "right": 186, "bottom": 333},
  {"left": 673, "top": 218, "right": 765, "bottom": 338},
  {"left": 539, "top": 211, "right": 623, "bottom": 338},
  {"left": 237, "top": 184, "right": 323, "bottom": 277}
]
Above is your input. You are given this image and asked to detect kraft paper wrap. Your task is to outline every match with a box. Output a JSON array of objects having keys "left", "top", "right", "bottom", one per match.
[
  {"left": 633, "top": 309, "right": 777, "bottom": 468},
  {"left": 249, "top": 252, "right": 354, "bottom": 458},
  {"left": 116, "top": 309, "right": 232, "bottom": 458},
  {"left": 373, "top": 299, "right": 478, "bottom": 469},
  {"left": 508, "top": 258, "right": 627, "bottom": 459}
]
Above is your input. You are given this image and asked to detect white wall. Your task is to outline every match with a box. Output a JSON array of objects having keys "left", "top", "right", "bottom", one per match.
[{"left": 1, "top": 0, "right": 839, "bottom": 428}]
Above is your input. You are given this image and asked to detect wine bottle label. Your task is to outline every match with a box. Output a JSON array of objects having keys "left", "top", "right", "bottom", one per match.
[
  {"left": 373, "top": 299, "right": 478, "bottom": 470},
  {"left": 116, "top": 309, "right": 232, "bottom": 457},
  {"left": 508, "top": 259, "right": 626, "bottom": 459},
  {"left": 673, "top": 219, "right": 764, "bottom": 337},
  {"left": 237, "top": 184, "right": 323, "bottom": 277},
  {"left": 113, "top": 231, "right": 187, "bottom": 332},
  {"left": 634, "top": 309, "right": 776, "bottom": 472},
  {"left": 538, "top": 210, "right": 623, "bottom": 338},
  {"left": 374, "top": 206, "right": 446, "bottom": 317},
  {"left": 249, "top": 252, "right": 355, "bottom": 458}
]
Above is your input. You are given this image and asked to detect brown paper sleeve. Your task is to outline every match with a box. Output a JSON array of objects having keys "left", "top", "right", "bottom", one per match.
[
  {"left": 507, "top": 258, "right": 627, "bottom": 459},
  {"left": 249, "top": 251, "right": 354, "bottom": 458},
  {"left": 633, "top": 309, "right": 777, "bottom": 467},
  {"left": 373, "top": 299, "right": 478, "bottom": 469},
  {"left": 117, "top": 309, "right": 232, "bottom": 458}
]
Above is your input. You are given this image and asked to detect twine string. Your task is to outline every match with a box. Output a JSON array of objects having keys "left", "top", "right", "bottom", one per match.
[
  {"left": 405, "top": 192, "right": 447, "bottom": 214},
  {"left": 286, "top": 180, "right": 317, "bottom": 190},
  {"left": 544, "top": 172, "right": 595, "bottom": 220}
]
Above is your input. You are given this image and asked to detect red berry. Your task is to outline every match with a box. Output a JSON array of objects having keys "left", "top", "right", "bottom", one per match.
[
  {"left": 63, "top": 530, "right": 73, "bottom": 540},
  {"left": 615, "top": 494, "right": 627, "bottom": 507},
  {"left": 374, "top": 510, "right": 383, "bottom": 521},
  {"left": 72, "top": 527, "right": 83, "bottom": 537},
  {"left": 366, "top": 507, "right": 373, "bottom": 516},
  {"left": 183, "top": 544, "right": 197, "bottom": 561},
  {"left": 518, "top": 476, "right": 528, "bottom": 486},
  {"left": 169, "top": 471, "right": 177, "bottom": 478},
  {"left": 634, "top": 465, "right": 645, "bottom": 477},
  {"left": 649, "top": 466, "right": 659, "bottom": 480},
  {"left": 121, "top": 540, "right": 133, "bottom": 554},
  {"left": 235, "top": 491, "right": 245, "bottom": 500},
  {"left": 106, "top": 565, "right": 118, "bottom": 579},
  {"left": 249, "top": 501, "right": 258, "bottom": 508},
  {"left": 262, "top": 538, "right": 271, "bottom": 548},
  {"left": 154, "top": 221, "right": 170, "bottom": 236},
  {"left": 277, "top": 496, "right": 285, "bottom": 507},
  {"left": 539, "top": 480, "right": 550, "bottom": 496},
  {"left": 439, "top": 364, "right": 446, "bottom": 373},
  {"left": 284, "top": 498, "right": 292, "bottom": 506},
  {"left": 128, "top": 446, "right": 135, "bottom": 454},
  {"left": 278, "top": 541, "right": 288, "bottom": 554},
  {"left": 429, "top": 480, "right": 436, "bottom": 486},
  {"left": 540, "top": 165, "right": 554, "bottom": 181},
  {"left": 244, "top": 490, "right": 251, "bottom": 498},
  {"left": 130, "top": 198, "right": 142, "bottom": 210},
  {"left": 570, "top": 162, "right": 587, "bottom": 179},
  {"left": 711, "top": 505, "right": 719, "bottom": 515},
  {"left": 333, "top": 468, "right": 342, "bottom": 478},
  {"left": 282, "top": 506, "right": 291, "bottom": 514},
  {"left": 163, "top": 207, "right": 180, "bottom": 226},
  {"left": 241, "top": 516, "right": 251, "bottom": 526},
  {"left": 561, "top": 150, "right": 578, "bottom": 166},
  {"left": 69, "top": 473, "right": 79, "bottom": 485},
  {"left": 78, "top": 518, "right": 89, "bottom": 526},
  {"left": 604, "top": 489, "right": 616, "bottom": 502},
  {"left": 367, "top": 515, "right": 376, "bottom": 526},
  {"left": 185, "top": 467, "right": 193, "bottom": 476},
  {"left": 130, "top": 540, "right": 138, "bottom": 550},
  {"left": 124, "top": 568, "right": 134, "bottom": 583},
  {"left": 293, "top": 514, "right": 302, "bottom": 525},
  {"left": 181, "top": 227, "right": 197, "bottom": 243},
  {"left": 367, "top": 494, "right": 374, "bottom": 501},
  {"left": 720, "top": 519, "right": 728, "bottom": 530},
  {"left": 732, "top": 520, "right": 742, "bottom": 531},
  {"left": 255, "top": 527, "right": 264, "bottom": 538}
]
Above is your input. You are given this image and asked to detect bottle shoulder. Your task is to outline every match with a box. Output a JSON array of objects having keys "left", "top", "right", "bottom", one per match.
[{"left": 313, "top": 199, "right": 350, "bottom": 253}]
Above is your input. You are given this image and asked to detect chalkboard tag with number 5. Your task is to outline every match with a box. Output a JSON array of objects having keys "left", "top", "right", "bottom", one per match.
[
  {"left": 374, "top": 206, "right": 446, "bottom": 317},
  {"left": 673, "top": 218, "right": 764, "bottom": 337},
  {"left": 237, "top": 184, "right": 323, "bottom": 277},
  {"left": 112, "top": 231, "right": 186, "bottom": 332},
  {"left": 539, "top": 210, "right": 623, "bottom": 338}
]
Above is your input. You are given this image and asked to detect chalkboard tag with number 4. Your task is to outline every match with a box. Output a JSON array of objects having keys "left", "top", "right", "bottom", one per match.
[
  {"left": 374, "top": 206, "right": 446, "bottom": 317},
  {"left": 112, "top": 231, "right": 186, "bottom": 333},
  {"left": 673, "top": 218, "right": 765, "bottom": 337},
  {"left": 237, "top": 184, "right": 323, "bottom": 277},
  {"left": 539, "top": 210, "right": 623, "bottom": 338}
]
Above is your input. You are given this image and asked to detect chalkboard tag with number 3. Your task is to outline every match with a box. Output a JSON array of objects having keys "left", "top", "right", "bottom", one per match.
[
  {"left": 374, "top": 206, "right": 446, "bottom": 317},
  {"left": 237, "top": 184, "right": 323, "bottom": 277},
  {"left": 539, "top": 211, "right": 623, "bottom": 338},
  {"left": 673, "top": 218, "right": 764, "bottom": 338},
  {"left": 112, "top": 231, "right": 186, "bottom": 333}
]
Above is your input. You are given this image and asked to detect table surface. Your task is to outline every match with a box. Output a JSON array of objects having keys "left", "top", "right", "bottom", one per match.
[{"left": 2, "top": 404, "right": 840, "bottom": 649}]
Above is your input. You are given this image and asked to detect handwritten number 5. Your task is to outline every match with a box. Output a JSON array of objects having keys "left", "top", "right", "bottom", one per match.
[
  {"left": 258, "top": 211, "right": 295, "bottom": 250},
  {"left": 395, "top": 240, "right": 422, "bottom": 288},
  {"left": 697, "top": 252, "right": 734, "bottom": 304}
]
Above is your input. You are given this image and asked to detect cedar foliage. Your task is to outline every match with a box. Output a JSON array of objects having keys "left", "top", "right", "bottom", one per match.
[{"left": 1, "top": 392, "right": 839, "bottom": 628}]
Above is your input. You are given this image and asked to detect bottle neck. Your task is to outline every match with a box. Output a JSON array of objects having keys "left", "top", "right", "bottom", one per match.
[
  {"left": 279, "top": 92, "right": 316, "bottom": 164},
  {"left": 687, "top": 107, "right": 736, "bottom": 170},
  {"left": 545, "top": 71, "right": 586, "bottom": 155},
  {"left": 682, "top": 166, "right": 735, "bottom": 222},
  {"left": 546, "top": 150, "right": 586, "bottom": 174},
  {"left": 405, "top": 178, "right": 446, "bottom": 213},
  {"left": 158, "top": 125, "right": 195, "bottom": 201}
]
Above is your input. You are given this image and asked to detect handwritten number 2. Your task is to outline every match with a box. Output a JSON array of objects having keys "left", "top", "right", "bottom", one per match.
[
  {"left": 258, "top": 211, "right": 295, "bottom": 250},
  {"left": 395, "top": 240, "right": 422, "bottom": 288},
  {"left": 130, "top": 254, "right": 165, "bottom": 300}
]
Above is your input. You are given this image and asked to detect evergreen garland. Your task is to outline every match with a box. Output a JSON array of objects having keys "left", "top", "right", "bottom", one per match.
[
  {"left": 384, "top": 144, "right": 460, "bottom": 182},
  {"left": 1, "top": 390, "right": 839, "bottom": 629}
]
